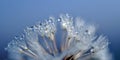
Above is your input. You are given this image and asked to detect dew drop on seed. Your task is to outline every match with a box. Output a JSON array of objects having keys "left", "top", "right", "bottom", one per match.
[{"left": 58, "top": 18, "right": 61, "bottom": 22}]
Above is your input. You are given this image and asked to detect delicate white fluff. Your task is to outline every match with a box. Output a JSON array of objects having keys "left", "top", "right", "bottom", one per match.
[{"left": 6, "top": 14, "right": 112, "bottom": 60}]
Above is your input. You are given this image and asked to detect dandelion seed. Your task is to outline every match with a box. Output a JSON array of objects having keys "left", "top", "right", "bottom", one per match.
[{"left": 6, "top": 14, "right": 112, "bottom": 60}]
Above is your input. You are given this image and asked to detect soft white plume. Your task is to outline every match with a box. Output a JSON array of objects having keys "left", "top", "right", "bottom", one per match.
[{"left": 6, "top": 14, "right": 112, "bottom": 60}]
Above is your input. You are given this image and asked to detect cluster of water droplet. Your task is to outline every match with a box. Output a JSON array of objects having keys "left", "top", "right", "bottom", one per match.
[{"left": 5, "top": 14, "right": 111, "bottom": 60}]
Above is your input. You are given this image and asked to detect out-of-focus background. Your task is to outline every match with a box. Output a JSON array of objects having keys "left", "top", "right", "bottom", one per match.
[{"left": 0, "top": 0, "right": 120, "bottom": 60}]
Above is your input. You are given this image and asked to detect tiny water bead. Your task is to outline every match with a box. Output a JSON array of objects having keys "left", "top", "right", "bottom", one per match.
[
  {"left": 58, "top": 18, "right": 61, "bottom": 22},
  {"left": 6, "top": 14, "right": 112, "bottom": 60}
]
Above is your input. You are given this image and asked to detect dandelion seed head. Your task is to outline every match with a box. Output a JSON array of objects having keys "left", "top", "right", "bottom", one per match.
[{"left": 6, "top": 14, "right": 112, "bottom": 60}]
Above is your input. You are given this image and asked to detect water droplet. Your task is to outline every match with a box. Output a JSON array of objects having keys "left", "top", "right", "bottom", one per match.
[
  {"left": 58, "top": 18, "right": 61, "bottom": 22},
  {"left": 76, "top": 32, "right": 78, "bottom": 35},
  {"left": 48, "top": 20, "right": 52, "bottom": 23},
  {"left": 30, "top": 26, "right": 34, "bottom": 28},
  {"left": 40, "top": 23, "right": 42, "bottom": 25}
]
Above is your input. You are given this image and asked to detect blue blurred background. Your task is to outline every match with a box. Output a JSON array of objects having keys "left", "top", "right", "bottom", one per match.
[{"left": 0, "top": 0, "right": 120, "bottom": 60}]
